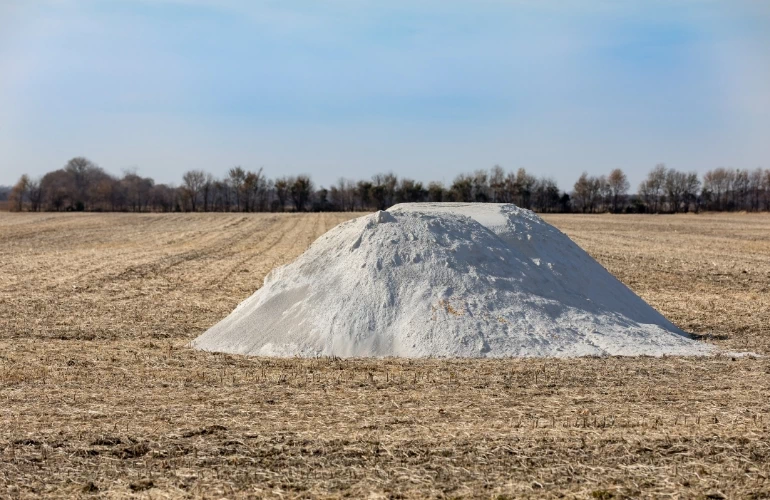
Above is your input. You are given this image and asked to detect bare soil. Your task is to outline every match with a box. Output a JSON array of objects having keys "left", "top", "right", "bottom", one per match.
[{"left": 1, "top": 212, "right": 768, "bottom": 499}]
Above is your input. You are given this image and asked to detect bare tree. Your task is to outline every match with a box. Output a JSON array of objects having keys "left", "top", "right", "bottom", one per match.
[
  {"left": 202, "top": 173, "right": 214, "bottom": 212},
  {"left": 274, "top": 177, "right": 290, "bottom": 212},
  {"left": 41, "top": 169, "right": 75, "bottom": 211},
  {"left": 182, "top": 170, "right": 206, "bottom": 212},
  {"left": 702, "top": 168, "right": 734, "bottom": 211},
  {"left": 149, "top": 184, "right": 176, "bottom": 212},
  {"left": 572, "top": 173, "right": 590, "bottom": 213},
  {"left": 252, "top": 169, "right": 269, "bottom": 212},
  {"left": 241, "top": 169, "right": 259, "bottom": 212},
  {"left": 92, "top": 175, "right": 121, "bottom": 211},
  {"left": 763, "top": 169, "right": 770, "bottom": 211},
  {"left": 27, "top": 178, "right": 43, "bottom": 212},
  {"left": 638, "top": 164, "right": 667, "bottom": 213},
  {"left": 10, "top": 174, "right": 30, "bottom": 211},
  {"left": 214, "top": 179, "right": 232, "bottom": 212},
  {"left": 450, "top": 174, "right": 474, "bottom": 202},
  {"left": 427, "top": 182, "right": 444, "bottom": 202},
  {"left": 471, "top": 170, "right": 489, "bottom": 202},
  {"left": 330, "top": 178, "right": 357, "bottom": 211},
  {"left": 397, "top": 178, "right": 427, "bottom": 203},
  {"left": 122, "top": 171, "right": 154, "bottom": 212},
  {"left": 342, "top": 179, "right": 358, "bottom": 210},
  {"left": 607, "top": 168, "right": 629, "bottom": 213},
  {"left": 489, "top": 165, "right": 506, "bottom": 202},
  {"left": 683, "top": 172, "right": 701, "bottom": 213},
  {"left": 228, "top": 166, "right": 246, "bottom": 211},
  {"left": 732, "top": 169, "right": 750, "bottom": 209},
  {"left": 63, "top": 157, "right": 105, "bottom": 210},
  {"left": 746, "top": 169, "right": 762, "bottom": 212},
  {"left": 665, "top": 169, "right": 687, "bottom": 213},
  {"left": 290, "top": 175, "right": 313, "bottom": 212},
  {"left": 596, "top": 175, "right": 610, "bottom": 212},
  {"left": 356, "top": 181, "right": 373, "bottom": 209},
  {"left": 512, "top": 168, "right": 537, "bottom": 209},
  {"left": 372, "top": 173, "right": 398, "bottom": 208},
  {"left": 533, "top": 177, "right": 560, "bottom": 212}
]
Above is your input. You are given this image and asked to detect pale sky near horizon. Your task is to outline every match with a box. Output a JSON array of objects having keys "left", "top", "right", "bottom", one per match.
[{"left": 1, "top": 0, "right": 768, "bottom": 190}]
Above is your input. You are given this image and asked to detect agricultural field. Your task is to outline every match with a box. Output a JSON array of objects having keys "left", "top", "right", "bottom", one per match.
[{"left": 1, "top": 212, "right": 769, "bottom": 498}]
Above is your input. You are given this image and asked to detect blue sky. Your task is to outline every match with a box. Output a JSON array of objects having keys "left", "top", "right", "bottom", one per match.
[{"left": 1, "top": 0, "right": 768, "bottom": 189}]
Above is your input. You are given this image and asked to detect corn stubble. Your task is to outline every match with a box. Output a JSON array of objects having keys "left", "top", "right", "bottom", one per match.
[{"left": 1, "top": 212, "right": 769, "bottom": 498}]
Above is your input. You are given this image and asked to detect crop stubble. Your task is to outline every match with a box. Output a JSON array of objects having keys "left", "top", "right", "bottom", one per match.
[{"left": 1, "top": 212, "right": 769, "bottom": 498}]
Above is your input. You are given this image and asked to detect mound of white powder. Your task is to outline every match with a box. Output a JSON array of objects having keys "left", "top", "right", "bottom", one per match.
[{"left": 193, "top": 203, "right": 713, "bottom": 357}]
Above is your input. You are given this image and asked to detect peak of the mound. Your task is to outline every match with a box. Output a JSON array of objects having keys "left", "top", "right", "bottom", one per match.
[{"left": 193, "top": 203, "right": 712, "bottom": 357}]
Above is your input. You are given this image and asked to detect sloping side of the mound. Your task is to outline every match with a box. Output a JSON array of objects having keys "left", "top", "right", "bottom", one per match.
[{"left": 193, "top": 203, "right": 712, "bottom": 357}]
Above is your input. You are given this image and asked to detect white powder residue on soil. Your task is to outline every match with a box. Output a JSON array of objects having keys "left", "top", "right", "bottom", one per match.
[{"left": 193, "top": 203, "right": 714, "bottom": 357}]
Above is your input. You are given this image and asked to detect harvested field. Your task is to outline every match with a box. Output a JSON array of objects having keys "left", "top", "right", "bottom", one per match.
[
  {"left": 1, "top": 212, "right": 769, "bottom": 498},
  {"left": 544, "top": 213, "right": 770, "bottom": 355}
]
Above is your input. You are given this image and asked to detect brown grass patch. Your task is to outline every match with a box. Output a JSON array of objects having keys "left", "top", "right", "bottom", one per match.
[{"left": 1, "top": 212, "right": 769, "bottom": 498}]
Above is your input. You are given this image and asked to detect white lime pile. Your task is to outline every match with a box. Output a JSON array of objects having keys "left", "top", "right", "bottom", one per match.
[{"left": 193, "top": 203, "right": 712, "bottom": 357}]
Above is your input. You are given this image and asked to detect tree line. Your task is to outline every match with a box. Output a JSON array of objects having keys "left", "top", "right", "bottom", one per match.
[{"left": 6, "top": 157, "right": 770, "bottom": 213}]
